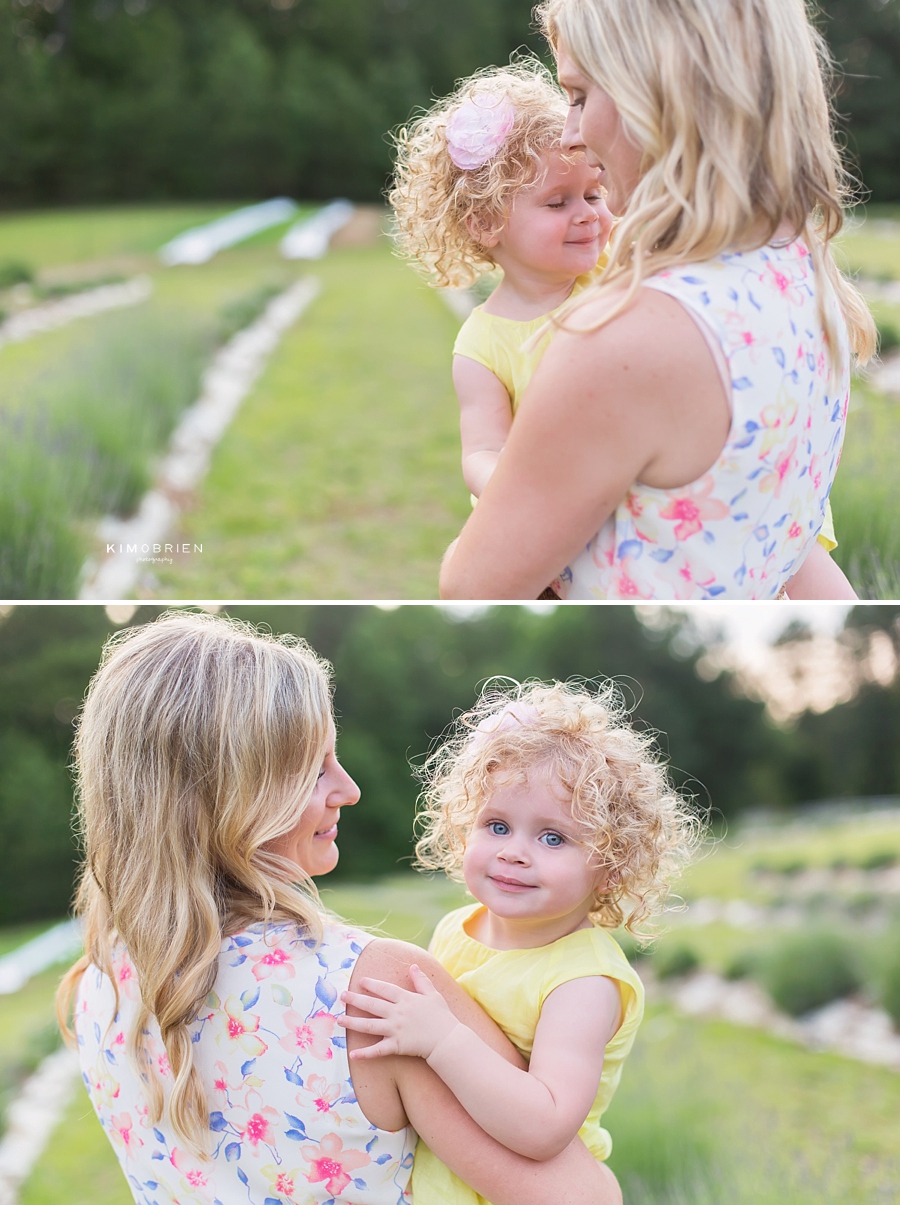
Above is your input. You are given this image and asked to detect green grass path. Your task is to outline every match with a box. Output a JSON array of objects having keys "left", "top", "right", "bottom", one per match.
[{"left": 150, "top": 237, "right": 470, "bottom": 599}]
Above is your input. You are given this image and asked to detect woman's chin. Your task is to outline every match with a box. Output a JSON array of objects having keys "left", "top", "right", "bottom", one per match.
[
  {"left": 604, "top": 192, "right": 626, "bottom": 218},
  {"left": 311, "top": 844, "right": 340, "bottom": 878}
]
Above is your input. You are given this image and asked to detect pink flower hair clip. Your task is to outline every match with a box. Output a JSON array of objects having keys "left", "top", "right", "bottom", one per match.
[
  {"left": 469, "top": 702, "right": 539, "bottom": 751},
  {"left": 445, "top": 92, "right": 517, "bottom": 171}
]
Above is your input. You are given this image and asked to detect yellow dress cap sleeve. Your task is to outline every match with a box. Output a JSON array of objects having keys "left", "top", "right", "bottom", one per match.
[
  {"left": 817, "top": 498, "right": 837, "bottom": 551},
  {"left": 453, "top": 306, "right": 497, "bottom": 375}
]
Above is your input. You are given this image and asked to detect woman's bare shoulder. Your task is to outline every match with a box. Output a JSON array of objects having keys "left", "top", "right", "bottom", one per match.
[
  {"left": 353, "top": 939, "right": 458, "bottom": 995},
  {"left": 529, "top": 283, "right": 730, "bottom": 489},
  {"left": 548, "top": 284, "right": 715, "bottom": 381},
  {"left": 352, "top": 939, "right": 519, "bottom": 1056}
]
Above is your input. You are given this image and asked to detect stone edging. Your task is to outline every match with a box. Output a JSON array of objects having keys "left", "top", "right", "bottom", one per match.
[
  {"left": 0, "top": 277, "right": 152, "bottom": 351},
  {"left": 654, "top": 969, "right": 900, "bottom": 1071},
  {"left": 0, "top": 1047, "right": 81, "bottom": 1205}
]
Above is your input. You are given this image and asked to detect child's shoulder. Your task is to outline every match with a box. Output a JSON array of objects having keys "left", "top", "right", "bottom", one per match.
[
  {"left": 452, "top": 304, "right": 495, "bottom": 365},
  {"left": 548, "top": 924, "right": 641, "bottom": 985},
  {"left": 540, "top": 926, "right": 644, "bottom": 1022}
]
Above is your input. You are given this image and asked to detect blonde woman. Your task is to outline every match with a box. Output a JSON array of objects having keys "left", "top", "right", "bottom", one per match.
[
  {"left": 440, "top": 0, "right": 876, "bottom": 601},
  {"left": 58, "top": 612, "right": 620, "bottom": 1205}
]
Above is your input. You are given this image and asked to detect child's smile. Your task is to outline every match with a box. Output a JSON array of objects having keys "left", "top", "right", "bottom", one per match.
[
  {"left": 481, "top": 150, "right": 613, "bottom": 293},
  {"left": 462, "top": 765, "right": 604, "bottom": 948}
]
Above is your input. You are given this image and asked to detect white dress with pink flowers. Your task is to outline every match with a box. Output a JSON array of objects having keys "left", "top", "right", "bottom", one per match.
[
  {"left": 553, "top": 239, "right": 850, "bottom": 599},
  {"left": 75, "top": 921, "right": 415, "bottom": 1205}
]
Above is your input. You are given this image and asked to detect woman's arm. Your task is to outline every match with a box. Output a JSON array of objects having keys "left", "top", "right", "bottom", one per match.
[
  {"left": 783, "top": 541, "right": 858, "bottom": 600},
  {"left": 439, "top": 288, "right": 730, "bottom": 599},
  {"left": 347, "top": 939, "right": 622, "bottom": 1205},
  {"left": 453, "top": 355, "right": 514, "bottom": 498},
  {"left": 343, "top": 967, "right": 621, "bottom": 1160}
]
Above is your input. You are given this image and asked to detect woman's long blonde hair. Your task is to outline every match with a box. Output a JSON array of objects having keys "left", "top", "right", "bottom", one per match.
[
  {"left": 537, "top": 0, "right": 876, "bottom": 364},
  {"left": 57, "top": 611, "right": 333, "bottom": 1158}
]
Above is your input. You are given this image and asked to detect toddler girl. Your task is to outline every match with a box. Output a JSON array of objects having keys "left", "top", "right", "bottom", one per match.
[
  {"left": 339, "top": 680, "right": 700, "bottom": 1205},
  {"left": 390, "top": 63, "right": 613, "bottom": 503}
]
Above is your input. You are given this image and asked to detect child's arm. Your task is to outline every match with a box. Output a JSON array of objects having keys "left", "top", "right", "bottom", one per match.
[
  {"left": 340, "top": 964, "right": 621, "bottom": 1161},
  {"left": 783, "top": 540, "right": 858, "bottom": 600},
  {"left": 453, "top": 354, "right": 514, "bottom": 498}
]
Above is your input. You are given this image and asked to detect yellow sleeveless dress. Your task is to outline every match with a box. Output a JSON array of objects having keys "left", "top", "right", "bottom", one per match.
[
  {"left": 452, "top": 261, "right": 606, "bottom": 414},
  {"left": 410, "top": 903, "right": 645, "bottom": 1205}
]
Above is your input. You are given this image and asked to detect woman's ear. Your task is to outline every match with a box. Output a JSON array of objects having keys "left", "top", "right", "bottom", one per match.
[{"left": 465, "top": 211, "right": 502, "bottom": 249}]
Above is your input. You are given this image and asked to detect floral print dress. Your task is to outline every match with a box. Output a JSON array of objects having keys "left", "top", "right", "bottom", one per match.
[
  {"left": 75, "top": 922, "right": 415, "bottom": 1205},
  {"left": 554, "top": 239, "right": 850, "bottom": 599}
]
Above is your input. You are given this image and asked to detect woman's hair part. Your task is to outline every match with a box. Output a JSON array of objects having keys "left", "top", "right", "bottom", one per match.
[
  {"left": 537, "top": 0, "right": 876, "bottom": 365},
  {"left": 389, "top": 59, "right": 571, "bottom": 289},
  {"left": 57, "top": 610, "right": 333, "bottom": 1158},
  {"left": 415, "top": 679, "right": 702, "bottom": 936}
]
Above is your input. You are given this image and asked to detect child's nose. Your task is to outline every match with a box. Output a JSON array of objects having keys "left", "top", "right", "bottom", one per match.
[{"left": 498, "top": 838, "right": 530, "bottom": 864}]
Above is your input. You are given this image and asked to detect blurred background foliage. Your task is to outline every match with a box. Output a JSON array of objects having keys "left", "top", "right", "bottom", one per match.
[
  {"left": 1, "top": 602, "right": 898, "bottom": 924},
  {"left": 1, "top": 0, "right": 899, "bottom": 206}
]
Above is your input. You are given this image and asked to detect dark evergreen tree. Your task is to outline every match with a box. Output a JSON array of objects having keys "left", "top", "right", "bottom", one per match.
[
  {"left": 2, "top": 603, "right": 896, "bottom": 923},
  {"left": 2, "top": 0, "right": 896, "bottom": 204}
]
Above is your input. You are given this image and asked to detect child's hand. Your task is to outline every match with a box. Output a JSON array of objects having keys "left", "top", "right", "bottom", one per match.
[{"left": 338, "top": 964, "right": 460, "bottom": 1060}]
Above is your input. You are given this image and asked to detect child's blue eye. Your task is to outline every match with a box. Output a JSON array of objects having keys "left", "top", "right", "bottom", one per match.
[
  {"left": 540, "top": 832, "right": 564, "bottom": 847},
  {"left": 487, "top": 821, "right": 510, "bottom": 836}
]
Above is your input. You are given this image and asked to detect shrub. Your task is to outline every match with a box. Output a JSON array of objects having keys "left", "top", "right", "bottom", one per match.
[
  {"left": 758, "top": 931, "right": 862, "bottom": 1017},
  {"left": 846, "top": 892, "right": 880, "bottom": 919},
  {"left": 0, "top": 306, "right": 211, "bottom": 597},
  {"left": 881, "top": 937, "right": 900, "bottom": 1028},
  {"left": 723, "top": 949, "right": 760, "bottom": 981},
  {"left": 860, "top": 849, "right": 898, "bottom": 871},
  {"left": 0, "top": 261, "right": 33, "bottom": 289},
  {"left": 0, "top": 411, "right": 90, "bottom": 598},
  {"left": 877, "top": 320, "right": 900, "bottom": 357},
  {"left": 655, "top": 944, "right": 701, "bottom": 980},
  {"left": 777, "top": 860, "right": 807, "bottom": 876}
]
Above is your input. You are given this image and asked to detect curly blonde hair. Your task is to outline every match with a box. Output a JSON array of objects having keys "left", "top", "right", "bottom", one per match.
[
  {"left": 389, "top": 61, "right": 570, "bottom": 289},
  {"left": 415, "top": 679, "right": 701, "bottom": 936},
  {"left": 537, "top": 0, "right": 876, "bottom": 367}
]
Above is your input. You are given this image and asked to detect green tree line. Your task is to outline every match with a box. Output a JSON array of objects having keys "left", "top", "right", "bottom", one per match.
[
  {"left": 1, "top": 603, "right": 898, "bottom": 925},
  {"left": 0, "top": 0, "right": 898, "bottom": 206}
]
